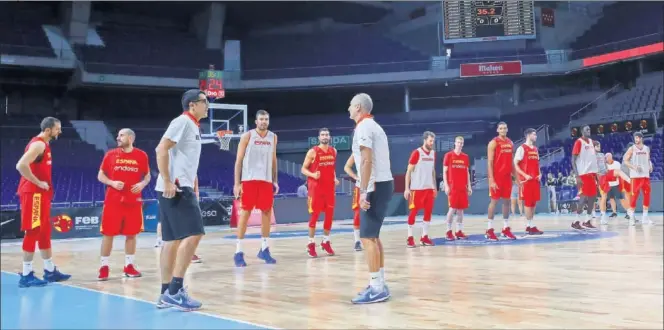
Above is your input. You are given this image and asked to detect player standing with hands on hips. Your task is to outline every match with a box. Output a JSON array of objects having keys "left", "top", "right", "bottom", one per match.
[{"left": 348, "top": 93, "right": 394, "bottom": 304}]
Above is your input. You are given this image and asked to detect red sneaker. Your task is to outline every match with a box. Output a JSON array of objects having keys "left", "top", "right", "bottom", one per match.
[
  {"left": 420, "top": 235, "right": 435, "bottom": 246},
  {"left": 307, "top": 242, "right": 318, "bottom": 258},
  {"left": 445, "top": 230, "right": 456, "bottom": 241},
  {"left": 455, "top": 230, "right": 468, "bottom": 239},
  {"left": 571, "top": 221, "right": 584, "bottom": 230},
  {"left": 485, "top": 228, "right": 498, "bottom": 241},
  {"left": 98, "top": 265, "right": 109, "bottom": 281},
  {"left": 191, "top": 254, "right": 202, "bottom": 263},
  {"left": 123, "top": 264, "right": 142, "bottom": 278},
  {"left": 501, "top": 227, "right": 516, "bottom": 240},
  {"left": 526, "top": 226, "right": 543, "bottom": 235},
  {"left": 321, "top": 241, "right": 335, "bottom": 256},
  {"left": 582, "top": 221, "right": 596, "bottom": 229},
  {"left": 406, "top": 236, "right": 416, "bottom": 248}
]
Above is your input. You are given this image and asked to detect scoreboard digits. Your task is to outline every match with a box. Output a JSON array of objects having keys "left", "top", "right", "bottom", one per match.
[{"left": 442, "top": 1, "right": 536, "bottom": 43}]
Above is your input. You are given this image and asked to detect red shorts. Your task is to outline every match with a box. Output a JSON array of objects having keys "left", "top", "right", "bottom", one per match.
[
  {"left": 489, "top": 175, "right": 512, "bottom": 200},
  {"left": 308, "top": 188, "right": 335, "bottom": 214},
  {"left": 20, "top": 192, "right": 52, "bottom": 231},
  {"left": 579, "top": 173, "right": 598, "bottom": 197},
  {"left": 519, "top": 180, "right": 540, "bottom": 207},
  {"left": 241, "top": 180, "right": 274, "bottom": 212},
  {"left": 598, "top": 171, "right": 617, "bottom": 194},
  {"left": 408, "top": 189, "right": 435, "bottom": 211},
  {"left": 352, "top": 186, "right": 360, "bottom": 211},
  {"left": 630, "top": 177, "right": 651, "bottom": 208},
  {"left": 448, "top": 188, "right": 469, "bottom": 210},
  {"left": 101, "top": 201, "right": 144, "bottom": 236},
  {"left": 621, "top": 178, "right": 631, "bottom": 194}
]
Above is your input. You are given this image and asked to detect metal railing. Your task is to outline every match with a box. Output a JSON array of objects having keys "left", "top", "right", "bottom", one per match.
[{"left": 569, "top": 83, "right": 622, "bottom": 123}]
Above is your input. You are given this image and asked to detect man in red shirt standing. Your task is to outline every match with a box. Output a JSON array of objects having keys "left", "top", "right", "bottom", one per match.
[
  {"left": 486, "top": 122, "right": 517, "bottom": 240},
  {"left": 97, "top": 128, "right": 151, "bottom": 280},
  {"left": 301, "top": 128, "right": 340, "bottom": 258},
  {"left": 514, "top": 128, "right": 544, "bottom": 235},
  {"left": 15, "top": 117, "right": 71, "bottom": 287},
  {"left": 442, "top": 136, "right": 471, "bottom": 240}
]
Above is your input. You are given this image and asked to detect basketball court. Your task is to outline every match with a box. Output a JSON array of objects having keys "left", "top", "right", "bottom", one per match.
[{"left": 2, "top": 213, "right": 662, "bottom": 329}]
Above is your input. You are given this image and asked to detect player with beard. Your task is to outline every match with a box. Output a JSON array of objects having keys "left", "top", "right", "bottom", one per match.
[
  {"left": 571, "top": 125, "right": 598, "bottom": 230},
  {"left": 513, "top": 128, "right": 544, "bottom": 235},
  {"left": 442, "top": 136, "right": 471, "bottom": 240},
  {"left": 97, "top": 128, "right": 150, "bottom": 280},
  {"left": 404, "top": 131, "right": 437, "bottom": 247},
  {"left": 344, "top": 154, "right": 363, "bottom": 251},
  {"left": 301, "top": 128, "right": 340, "bottom": 258},
  {"left": 486, "top": 122, "right": 517, "bottom": 240},
  {"left": 15, "top": 117, "right": 71, "bottom": 287},
  {"left": 233, "top": 110, "right": 279, "bottom": 267},
  {"left": 623, "top": 132, "right": 654, "bottom": 225}
]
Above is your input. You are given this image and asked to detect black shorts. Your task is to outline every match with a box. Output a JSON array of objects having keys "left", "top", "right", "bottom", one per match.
[
  {"left": 606, "top": 186, "right": 623, "bottom": 200},
  {"left": 360, "top": 180, "right": 394, "bottom": 239},
  {"left": 158, "top": 187, "right": 205, "bottom": 241}
]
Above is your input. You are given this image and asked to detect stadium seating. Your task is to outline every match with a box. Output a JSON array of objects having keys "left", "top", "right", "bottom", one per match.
[
  {"left": 570, "top": 2, "right": 664, "bottom": 60},
  {"left": 447, "top": 48, "right": 548, "bottom": 69},
  {"left": 241, "top": 30, "right": 430, "bottom": 79},
  {"left": 0, "top": 3, "right": 57, "bottom": 58}
]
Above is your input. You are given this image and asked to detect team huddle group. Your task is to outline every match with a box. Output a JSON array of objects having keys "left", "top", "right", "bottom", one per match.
[{"left": 11, "top": 90, "right": 654, "bottom": 309}]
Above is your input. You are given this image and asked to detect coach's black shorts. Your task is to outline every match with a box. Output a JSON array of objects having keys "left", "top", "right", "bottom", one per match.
[
  {"left": 606, "top": 185, "right": 623, "bottom": 200},
  {"left": 360, "top": 180, "right": 394, "bottom": 239},
  {"left": 158, "top": 187, "right": 205, "bottom": 241}
]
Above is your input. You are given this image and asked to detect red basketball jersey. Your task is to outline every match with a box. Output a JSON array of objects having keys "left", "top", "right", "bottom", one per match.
[
  {"left": 100, "top": 147, "right": 149, "bottom": 204},
  {"left": 307, "top": 146, "right": 337, "bottom": 192},
  {"left": 517, "top": 144, "right": 540, "bottom": 181},
  {"left": 492, "top": 136, "right": 513, "bottom": 177},
  {"left": 17, "top": 136, "right": 53, "bottom": 196},
  {"left": 443, "top": 150, "right": 470, "bottom": 190}
]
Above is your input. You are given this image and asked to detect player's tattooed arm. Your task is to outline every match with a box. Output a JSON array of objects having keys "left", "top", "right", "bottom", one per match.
[{"left": 301, "top": 149, "right": 318, "bottom": 179}]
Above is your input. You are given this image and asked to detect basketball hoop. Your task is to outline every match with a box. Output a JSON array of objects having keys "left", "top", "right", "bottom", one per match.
[{"left": 216, "top": 130, "right": 233, "bottom": 150}]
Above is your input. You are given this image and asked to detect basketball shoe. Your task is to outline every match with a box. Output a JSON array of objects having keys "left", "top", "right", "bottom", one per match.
[
  {"left": 161, "top": 288, "right": 202, "bottom": 311},
  {"left": 44, "top": 267, "right": 71, "bottom": 283},
  {"left": 351, "top": 286, "right": 390, "bottom": 304},
  {"left": 18, "top": 271, "right": 48, "bottom": 288},
  {"left": 257, "top": 248, "right": 277, "bottom": 264}
]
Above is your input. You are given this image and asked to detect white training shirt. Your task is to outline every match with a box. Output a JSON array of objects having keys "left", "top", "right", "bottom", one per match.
[
  {"left": 409, "top": 148, "right": 436, "bottom": 190},
  {"left": 628, "top": 144, "right": 651, "bottom": 179},
  {"left": 241, "top": 129, "right": 276, "bottom": 183},
  {"left": 573, "top": 138, "right": 598, "bottom": 176},
  {"left": 352, "top": 117, "right": 393, "bottom": 193},
  {"left": 606, "top": 161, "right": 621, "bottom": 187},
  {"left": 155, "top": 114, "right": 201, "bottom": 191}
]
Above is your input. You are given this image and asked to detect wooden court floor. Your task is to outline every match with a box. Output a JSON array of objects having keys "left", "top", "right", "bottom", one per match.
[{"left": 2, "top": 213, "right": 663, "bottom": 329}]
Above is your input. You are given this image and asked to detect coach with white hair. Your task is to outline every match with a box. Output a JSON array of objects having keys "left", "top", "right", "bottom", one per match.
[{"left": 347, "top": 93, "right": 394, "bottom": 304}]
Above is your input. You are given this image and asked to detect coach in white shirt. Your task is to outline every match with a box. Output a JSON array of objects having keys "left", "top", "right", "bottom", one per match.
[{"left": 348, "top": 93, "right": 394, "bottom": 304}]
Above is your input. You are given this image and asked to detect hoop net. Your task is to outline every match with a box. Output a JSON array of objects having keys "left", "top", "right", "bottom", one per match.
[{"left": 216, "top": 130, "right": 233, "bottom": 150}]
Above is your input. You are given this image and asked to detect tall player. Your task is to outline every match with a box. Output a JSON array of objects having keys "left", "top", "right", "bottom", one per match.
[
  {"left": 514, "top": 128, "right": 544, "bottom": 235},
  {"left": 486, "top": 122, "right": 517, "bottom": 240},
  {"left": 404, "top": 131, "right": 437, "bottom": 247},
  {"left": 623, "top": 132, "right": 653, "bottom": 225},
  {"left": 97, "top": 128, "right": 150, "bottom": 280},
  {"left": 15, "top": 117, "right": 71, "bottom": 287},
  {"left": 442, "top": 136, "right": 471, "bottom": 240},
  {"left": 233, "top": 110, "right": 279, "bottom": 267},
  {"left": 571, "top": 125, "right": 598, "bottom": 230},
  {"left": 301, "top": 128, "right": 340, "bottom": 258},
  {"left": 343, "top": 154, "right": 363, "bottom": 251}
]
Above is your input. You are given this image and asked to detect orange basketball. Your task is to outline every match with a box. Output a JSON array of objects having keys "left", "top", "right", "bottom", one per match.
[{"left": 52, "top": 215, "right": 73, "bottom": 233}]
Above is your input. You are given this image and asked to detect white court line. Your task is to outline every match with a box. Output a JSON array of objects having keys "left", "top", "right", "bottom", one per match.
[{"left": 2, "top": 271, "right": 279, "bottom": 330}]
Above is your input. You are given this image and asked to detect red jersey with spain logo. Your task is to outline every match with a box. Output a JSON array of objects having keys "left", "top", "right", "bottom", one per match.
[
  {"left": 100, "top": 147, "right": 149, "bottom": 205},
  {"left": 17, "top": 136, "right": 53, "bottom": 196},
  {"left": 307, "top": 145, "right": 337, "bottom": 193},
  {"left": 492, "top": 136, "right": 513, "bottom": 178},
  {"left": 517, "top": 144, "right": 540, "bottom": 181},
  {"left": 443, "top": 151, "right": 470, "bottom": 190}
]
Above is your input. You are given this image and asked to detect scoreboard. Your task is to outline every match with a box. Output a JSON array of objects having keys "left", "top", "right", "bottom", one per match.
[{"left": 442, "top": 1, "right": 536, "bottom": 43}]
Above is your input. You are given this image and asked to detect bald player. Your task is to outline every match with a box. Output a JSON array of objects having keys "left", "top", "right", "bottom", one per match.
[
  {"left": 486, "top": 122, "right": 517, "bottom": 240},
  {"left": 404, "top": 131, "right": 437, "bottom": 247},
  {"left": 97, "top": 128, "right": 150, "bottom": 280},
  {"left": 344, "top": 154, "right": 363, "bottom": 251},
  {"left": 16, "top": 117, "right": 71, "bottom": 287},
  {"left": 233, "top": 110, "right": 279, "bottom": 267}
]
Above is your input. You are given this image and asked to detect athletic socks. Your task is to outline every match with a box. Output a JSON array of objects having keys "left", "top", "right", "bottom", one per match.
[
  {"left": 369, "top": 272, "right": 383, "bottom": 291},
  {"left": 379, "top": 267, "right": 385, "bottom": 284},
  {"left": 487, "top": 219, "right": 493, "bottom": 229},
  {"left": 643, "top": 210, "right": 649, "bottom": 218},
  {"left": 322, "top": 235, "right": 330, "bottom": 243},
  {"left": 446, "top": 221, "right": 453, "bottom": 232},
  {"left": 503, "top": 218, "right": 509, "bottom": 229},
  {"left": 353, "top": 229, "right": 360, "bottom": 242},
  {"left": 125, "top": 255, "right": 134, "bottom": 267},
  {"left": 100, "top": 256, "right": 109, "bottom": 267},
  {"left": 407, "top": 225, "right": 413, "bottom": 237},
  {"left": 456, "top": 222, "right": 464, "bottom": 232},
  {"left": 22, "top": 261, "right": 33, "bottom": 276},
  {"left": 168, "top": 277, "right": 184, "bottom": 295},
  {"left": 161, "top": 283, "right": 169, "bottom": 295},
  {"left": 422, "top": 221, "right": 429, "bottom": 236},
  {"left": 261, "top": 237, "right": 269, "bottom": 251},
  {"left": 236, "top": 239, "right": 243, "bottom": 253},
  {"left": 527, "top": 220, "right": 533, "bottom": 228},
  {"left": 43, "top": 258, "right": 55, "bottom": 272},
  {"left": 308, "top": 237, "right": 315, "bottom": 244}
]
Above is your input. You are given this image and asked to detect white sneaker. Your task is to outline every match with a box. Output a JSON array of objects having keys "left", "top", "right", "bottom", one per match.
[{"left": 154, "top": 239, "right": 163, "bottom": 248}]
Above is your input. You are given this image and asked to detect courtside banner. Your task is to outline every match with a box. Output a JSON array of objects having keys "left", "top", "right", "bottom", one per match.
[
  {"left": 199, "top": 199, "right": 232, "bottom": 226},
  {"left": 460, "top": 60, "right": 523, "bottom": 78},
  {"left": 50, "top": 207, "right": 103, "bottom": 240},
  {"left": 142, "top": 200, "right": 159, "bottom": 232},
  {"left": 0, "top": 211, "right": 22, "bottom": 239}
]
